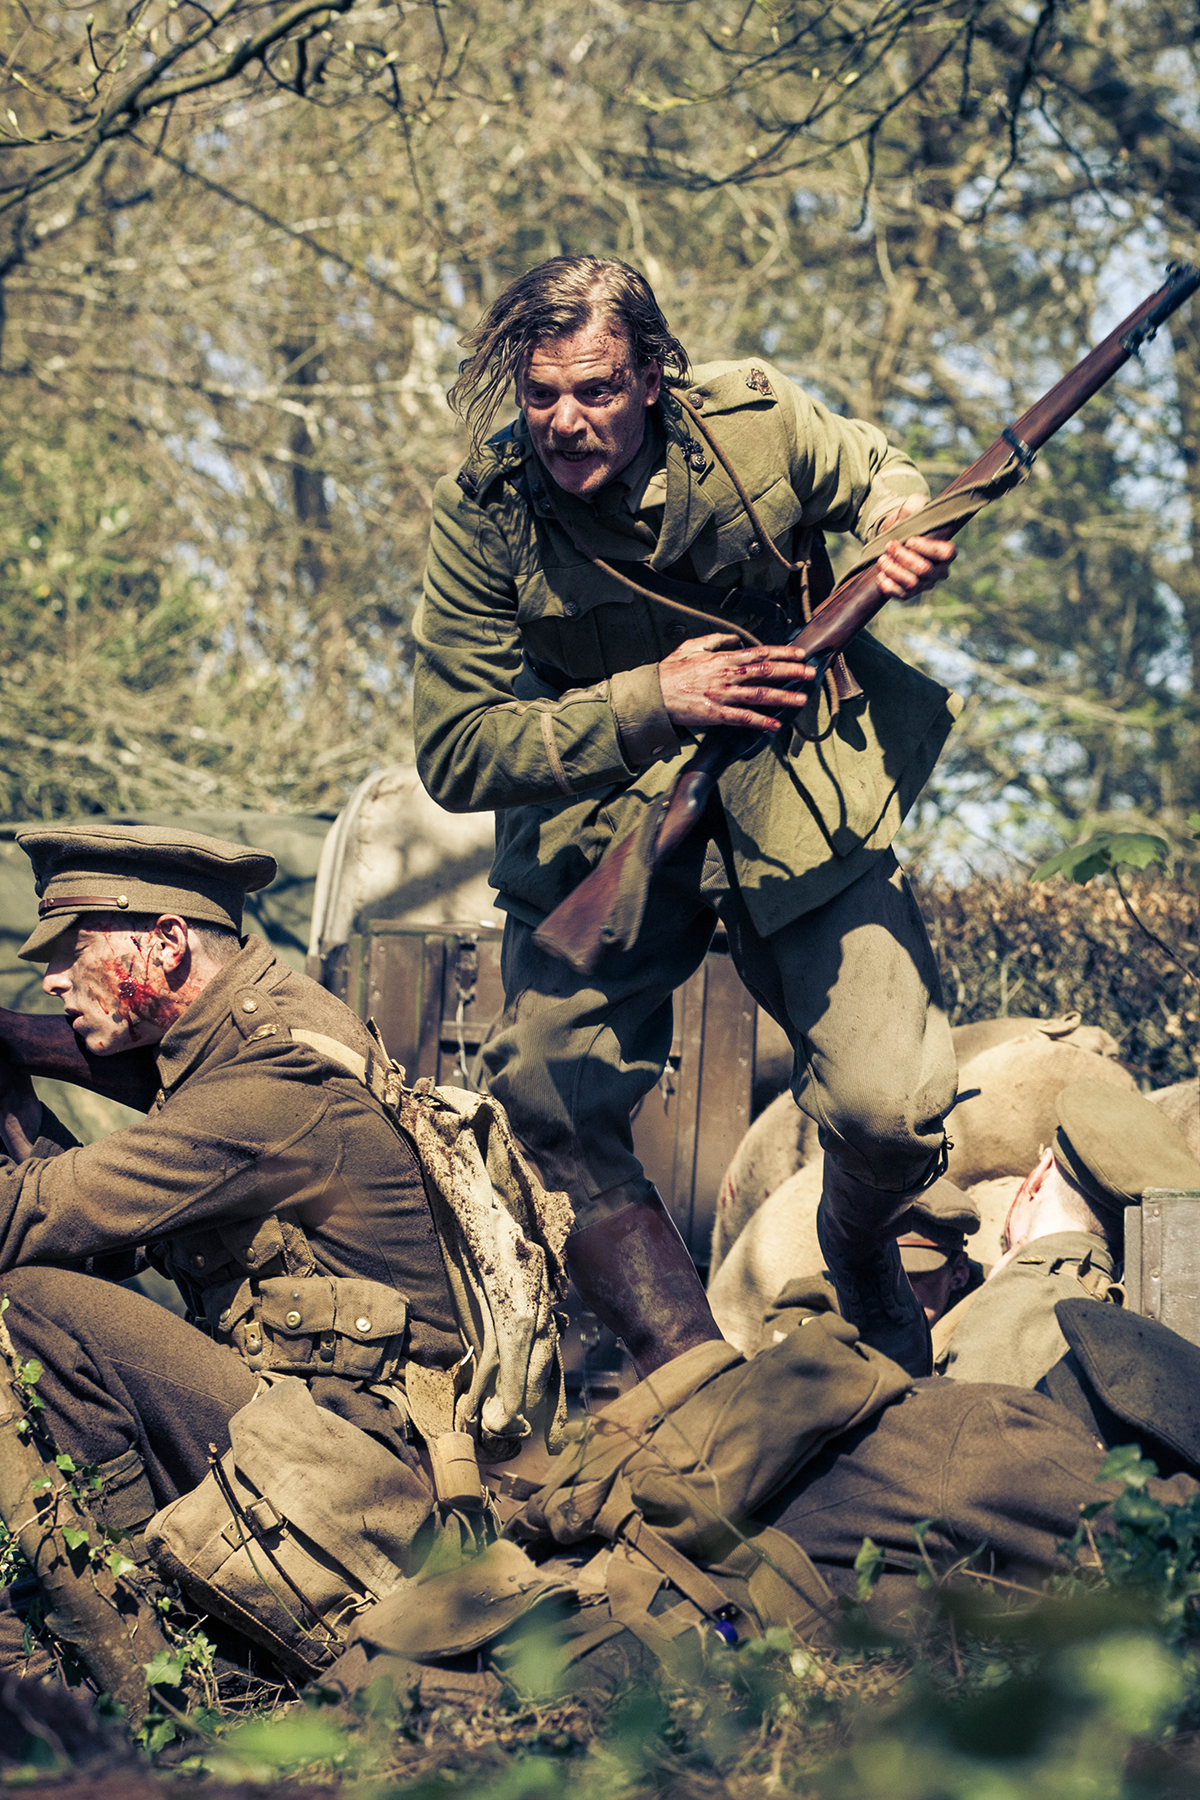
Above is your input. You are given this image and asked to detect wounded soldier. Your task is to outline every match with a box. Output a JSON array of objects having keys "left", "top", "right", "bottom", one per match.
[
  {"left": 0, "top": 823, "right": 528, "bottom": 1673},
  {"left": 1, "top": 823, "right": 1198, "bottom": 1698}
]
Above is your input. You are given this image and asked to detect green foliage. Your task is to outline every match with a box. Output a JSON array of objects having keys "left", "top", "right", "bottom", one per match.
[
  {"left": 1032, "top": 833, "right": 1171, "bottom": 886},
  {"left": 916, "top": 872, "right": 1199, "bottom": 1085}
]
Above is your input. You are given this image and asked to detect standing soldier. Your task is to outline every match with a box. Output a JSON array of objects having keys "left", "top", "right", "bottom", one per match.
[{"left": 414, "top": 256, "right": 958, "bottom": 1378}]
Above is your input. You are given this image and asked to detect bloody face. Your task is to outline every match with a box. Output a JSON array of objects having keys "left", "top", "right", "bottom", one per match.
[
  {"left": 519, "top": 317, "right": 661, "bottom": 499},
  {"left": 42, "top": 922, "right": 191, "bottom": 1054}
]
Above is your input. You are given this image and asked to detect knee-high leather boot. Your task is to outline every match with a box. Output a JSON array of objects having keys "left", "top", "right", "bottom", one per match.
[
  {"left": 565, "top": 1184, "right": 725, "bottom": 1378},
  {"left": 816, "top": 1158, "right": 933, "bottom": 1378}
]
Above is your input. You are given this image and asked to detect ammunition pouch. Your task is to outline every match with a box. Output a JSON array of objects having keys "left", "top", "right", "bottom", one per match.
[
  {"left": 198, "top": 1274, "right": 411, "bottom": 1381},
  {"left": 146, "top": 1377, "right": 436, "bottom": 1680}
]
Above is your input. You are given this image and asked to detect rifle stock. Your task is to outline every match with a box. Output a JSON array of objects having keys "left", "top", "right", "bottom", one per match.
[
  {"left": 534, "top": 261, "right": 1200, "bottom": 975},
  {"left": 0, "top": 1008, "right": 159, "bottom": 1112}
]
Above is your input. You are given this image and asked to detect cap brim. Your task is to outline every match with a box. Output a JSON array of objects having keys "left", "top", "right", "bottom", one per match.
[
  {"left": 899, "top": 1243, "right": 951, "bottom": 1274},
  {"left": 17, "top": 911, "right": 84, "bottom": 962}
]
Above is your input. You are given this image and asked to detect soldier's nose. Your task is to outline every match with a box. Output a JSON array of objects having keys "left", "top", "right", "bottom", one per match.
[{"left": 551, "top": 397, "right": 585, "bottom": 435}]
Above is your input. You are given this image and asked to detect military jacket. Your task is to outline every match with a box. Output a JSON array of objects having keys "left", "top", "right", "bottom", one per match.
[
  {"left": 415, "top": 358, "right": 961, "bottom": 937},
  {"left": 0, "top": 938, "right": 462, "bottom": 1372},
  {"left": 935, "top": 1230, "right": 1121, "bottom": 1389}
]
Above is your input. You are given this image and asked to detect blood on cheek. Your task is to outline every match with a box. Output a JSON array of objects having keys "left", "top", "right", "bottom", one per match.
[{"left": 101, "top": 942, "right": 176, "bottom": 1029}]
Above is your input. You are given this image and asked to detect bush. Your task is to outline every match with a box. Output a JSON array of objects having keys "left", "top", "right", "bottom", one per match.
[{"left": 912, "top": 873, "right": 1199, "bottom": 1088}]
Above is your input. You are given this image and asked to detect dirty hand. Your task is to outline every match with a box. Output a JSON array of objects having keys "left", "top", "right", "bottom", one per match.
[
  {"left": 0, "top": 1047, "right": 41, "bottom": 1162},
  {"left": 658, "top": 632, "right": 818, "bottom": 733},
  {"left": 874, "top": 495, "right": 956, "bottom": 599}
]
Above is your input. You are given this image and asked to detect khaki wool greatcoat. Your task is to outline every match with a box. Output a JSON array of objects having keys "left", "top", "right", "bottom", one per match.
[
  {"left": 415, "top": 358, "right": 962, "bottom": 937},
  {"left": 0, "top": 936, "right": 462, "bottom": 1374}
]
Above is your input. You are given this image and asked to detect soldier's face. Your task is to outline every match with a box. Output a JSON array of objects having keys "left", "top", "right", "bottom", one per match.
[
  {"left": 42, "top": 922, "right": 181, "bottom": 1053},
  {"left": 520, "top": 319, "right": 661, "bottom": 497}
]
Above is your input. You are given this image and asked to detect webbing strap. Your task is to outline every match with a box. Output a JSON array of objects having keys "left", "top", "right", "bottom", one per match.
[
  {"left": 617, "top": 1515, "right": 740, "bottom": 1623},
  {"left": 835, "top": 451, "right": 1031, "bottom": 585}
]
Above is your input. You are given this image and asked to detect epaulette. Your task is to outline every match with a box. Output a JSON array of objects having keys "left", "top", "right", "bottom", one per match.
[
  {"left": 455, "top": 421, "right": 526, "bottom": 505},
  {"left": 669, "top": 361, "right": 782, "bottom": 419}
]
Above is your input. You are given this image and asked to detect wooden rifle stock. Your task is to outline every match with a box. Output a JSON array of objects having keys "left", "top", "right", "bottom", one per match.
[
  {"left": 535, "top": 261, "right": 1200, "bottom": 975},
  {"left": 0, "top": 1008, "right": 159, "bottom": 1112}
]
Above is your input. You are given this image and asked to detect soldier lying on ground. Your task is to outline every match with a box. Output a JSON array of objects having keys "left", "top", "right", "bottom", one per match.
[
  {"left": 0, "top": 823, "right": 571, "bottom": 1678},
  {"left": 935, "top": 1081, "right": 1200, "bottom": 1385},
  {"left": 329, "top": 1297, "right": 1200, "bottom": 1703}
]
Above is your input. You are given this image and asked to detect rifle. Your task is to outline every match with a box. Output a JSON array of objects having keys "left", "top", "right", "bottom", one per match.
[
  {"left": 0, "top": 1007, "right": 158, "bottom": 1111},
  {"left": 533, "top": 260, "right": 1200, "bottom": 976}
]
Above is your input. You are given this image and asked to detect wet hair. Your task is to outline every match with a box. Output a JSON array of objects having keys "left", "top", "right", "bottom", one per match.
[
  {"left": 84, "top": 912, "right": 241, "bottom": 965},
  {"left": 447, "top": 255, "right": 689, "bottom": 454}
]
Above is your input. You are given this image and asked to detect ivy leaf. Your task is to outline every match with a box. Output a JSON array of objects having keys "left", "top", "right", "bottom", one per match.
[
  {"left": 1188, "top": 812, "right": 1200, "bottom": 841},
  {"left": 107, "top": 1550, "right": 137, "bottom": 1580},
  {"left": 1098, "top": 1443, "right": 1157, "bottom": 1488},
  {"left": 1031, "top": 831, "right": 1170, "bottom": 886},
  {"left": 144, "top": 1648, "right": 190, "bottom": 1688},
  {"left": 854, "top": 1535, "right": 884, "bottom": 1602},
  {"left": 61, "top": 1524, "right": 90, "bottom": 1552},
  {"left": 54, "top": 1452, "right": 77, "bottom": 1474}
]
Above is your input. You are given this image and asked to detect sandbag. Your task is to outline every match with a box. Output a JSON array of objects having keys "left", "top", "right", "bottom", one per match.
[
  {"left": 707, "top": 1166, "right": 980, "bottom": 1358},
  {"left": 951, "top": 1012, "right": 1120, "bottom": 1065},
  {"left": 1148, "top": 1079, "right": 1200, "bottom": 1162},
  {"left": 709, "top": 1093, "right": 818, "bottom": 1274},
  {"left": 710, "top": 1016, "right": 1121, "bottom": 1276},
  {"left": 708, "top": 1161, "right": 825, "bottom": 1355},
  {"left": 947, "top": 1034, "right": 1136, "bottom": 1188},
  {"left": 146, "top": 1378, "right": 434, "bottom": 1679}
]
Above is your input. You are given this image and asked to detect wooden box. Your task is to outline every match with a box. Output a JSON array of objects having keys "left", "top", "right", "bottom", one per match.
[{"left": 321, "top": 920, "right": 760, "bottom": 1264}]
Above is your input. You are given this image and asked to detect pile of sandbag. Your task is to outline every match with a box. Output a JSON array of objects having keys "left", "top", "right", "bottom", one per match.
[{"left": 706, "top": 1013, "right": 1199, "bottom": 1357}]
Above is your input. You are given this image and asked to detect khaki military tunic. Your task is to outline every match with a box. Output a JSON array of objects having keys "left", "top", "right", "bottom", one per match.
[
  {"left": 0, "top": 937, "right": 461, "bottom": 1370},
  {"left": 935, "top": 1230, "right": 1121, "bottom": 1389},
  {"left": 415, "top": 359, "right": 961, "bottom": 938}
]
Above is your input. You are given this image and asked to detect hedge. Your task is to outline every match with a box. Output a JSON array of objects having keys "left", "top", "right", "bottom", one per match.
[{"left": 912, "top": 873, "right": 1199, "bottom": 1088}]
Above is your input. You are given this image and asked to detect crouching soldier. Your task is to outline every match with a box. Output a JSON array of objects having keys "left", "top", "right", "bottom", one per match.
[{"left": 0, "top": 824, "right": 569, "bottom": 1680}]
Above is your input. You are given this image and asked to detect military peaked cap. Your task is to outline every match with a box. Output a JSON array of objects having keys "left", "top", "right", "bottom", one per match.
[
  {"left": 1041, "top": 1299, "right": 1200, "bottom": 1479},
  {"left": 16, "top": 823, "right": 277, "bottom": 961},
  {"left": 898, "top": 1176, "right": 978, "bottom": 1273},
  {"left": 1053, "top": 1080, "right": 1200, "bottom": 1223}
]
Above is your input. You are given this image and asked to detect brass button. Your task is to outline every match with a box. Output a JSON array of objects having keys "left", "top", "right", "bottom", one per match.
[
  {"left": 746, "top": 540, "right": 762, "bottom": 557},
  {"left": 241, "top": 997, "right": 259, "bottom": 1014},
  {"left": 355, "top": 1316, "right": 372, "bottom": 1333},
  {"left": 245, "top": 1336, "right": 261, "bottom": 1354},
  {"left": 116, "top": 895, "right": 129, "bottom": 908},
  {"left": 562, "top": 601, "right": 579, "bottom": 618},
  {"left": 284, "top": 1309, "right": 303, "bottom": 1328},
  {"left": 687, "top": 390, "right": 705, "bottom": 408},
  {"left": 191, "top": 1253, "right": 205, "bottom": 1270},
  {"left": 244, "top": 1247, "right": 257, "bottom": 1264},
  {"left": 218, "top": 1309, "right": 230, "bottom": 1327}
]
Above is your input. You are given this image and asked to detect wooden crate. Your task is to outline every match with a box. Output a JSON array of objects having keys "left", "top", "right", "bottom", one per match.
[
  {"left": 1124, "top": 1190, "right": 1200, "bottom": 1345},
  {"left": 321, "top": 921, "right": 760, "bottom": 1263}
]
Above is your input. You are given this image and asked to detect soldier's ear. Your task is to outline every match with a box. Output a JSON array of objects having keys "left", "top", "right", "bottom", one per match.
[
  {"left": 154, "top": 914, "right": 191, "bottom": 974},
  {"left": 642, "top": 358, "right": 662, "bottom": 406}
]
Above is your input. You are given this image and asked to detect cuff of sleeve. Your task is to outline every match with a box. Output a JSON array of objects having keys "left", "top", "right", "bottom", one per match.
[
  {"left": 859, "top": 476, "right": 930, "bottom": 540},
  {"left": 33, "top": 1105, "right": 78, "bottom": 1155},
  {"left": 610, "top": 665, "right": 680, "bottom": 768}
]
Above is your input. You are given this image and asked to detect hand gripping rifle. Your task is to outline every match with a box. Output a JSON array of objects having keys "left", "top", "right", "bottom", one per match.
[{"left": 533, "top": 260, "right": 1200, "bottom": 977}]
